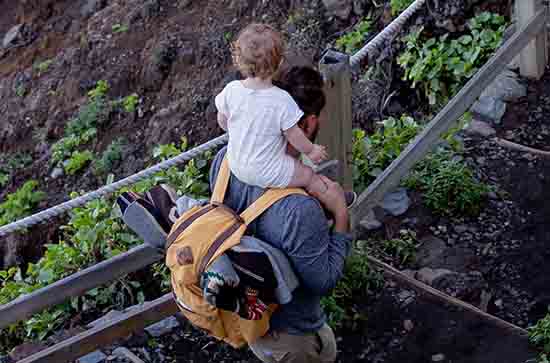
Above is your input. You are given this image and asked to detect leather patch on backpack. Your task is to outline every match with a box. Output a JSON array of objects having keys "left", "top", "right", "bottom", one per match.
[{"left": 177, "top": 246, "right": 194, "bottom": 265}]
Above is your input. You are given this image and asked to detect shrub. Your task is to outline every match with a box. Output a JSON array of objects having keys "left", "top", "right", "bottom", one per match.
[
  {"left": 404, "top": 150, "right": 488, "bottom": 217},
  {"left": 112, "top": 24, "right": 129, "bottom": 34},
  {"left": 352, "top": 116, "right": 421, "bottom": 190},
  {"left": 0, "top": 181, "right": 45, "bottom": 226},
  {"left": 51, "top": 81, "right": 109, "bottom": 166},
  {"left": 65, "top": 150, "right": 94, "bottom": 175},
  {"left": 321, "top": 252, "right": 382, "bottom": 328},
  {"left": 94, "top": 138, "right": 125, "bottom": 176},
  {"left": 335, "top": 19, "right": 372, "bottom": 54},
  {"left": 391, "top": 0, "right": 414, "bottom": 15},
  {"left": 398, "top": 12, "right": 505, "bottom": 105},
  {"left": 142, "top": 137, "right": 212, "bottom": 198},
  {"left": 0, "top": 139, "right": 215, "bottom": 351},
  {"left": 529, "top": 313, "right": 550, "bottom": 363},
  {"left": 15, "top": 85, "right": 26, "bottom": 97},
  {"left": 34, "top": 59, "right": 53, "bottom": 75},
  {"left": 0, "top": 173, "right": 8, "bottom": 187},
  {"left": 0, "top": 194, "right": 145, "bottom": 349},
  {"left": 0, "top": 153, "right": 32, "bottom": 187},
  {"left": 359, "top": 230, "right": 418, "bottom": 265},
  {"left": 122, "top": 94, "right": 139, "bottom": 113}
]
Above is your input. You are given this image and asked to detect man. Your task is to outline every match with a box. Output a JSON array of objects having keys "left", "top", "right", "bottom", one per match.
[{"left": 209, "top": 65, "right": 352, "bottom": 363}]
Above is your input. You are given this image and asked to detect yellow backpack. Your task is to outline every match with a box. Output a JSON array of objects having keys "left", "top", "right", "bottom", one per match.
[{"left": 165, "top": 157, "right": 306, "bottom": 348}]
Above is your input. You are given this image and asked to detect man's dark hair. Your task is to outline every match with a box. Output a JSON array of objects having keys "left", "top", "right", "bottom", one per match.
[{"left": 275, "top": 66, "right": 326, "bottom": 117}]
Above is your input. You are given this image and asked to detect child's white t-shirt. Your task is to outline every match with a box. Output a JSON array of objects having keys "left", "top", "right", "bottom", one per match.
[{"left": 215, "top": 80, "right": 304, "bottom": 188}]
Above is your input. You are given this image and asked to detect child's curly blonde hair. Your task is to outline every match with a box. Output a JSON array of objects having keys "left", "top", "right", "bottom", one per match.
[{"left": 231, "top": 23, "right": 285, "bottom": 80}]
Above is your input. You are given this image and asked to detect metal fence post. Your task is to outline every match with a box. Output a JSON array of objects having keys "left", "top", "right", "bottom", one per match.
[
  {"left": 318, "top": 50, "right": 353, "bottom": 191},
  {"left": 516, "top": 0, "right": 548, "bottom": 79}
]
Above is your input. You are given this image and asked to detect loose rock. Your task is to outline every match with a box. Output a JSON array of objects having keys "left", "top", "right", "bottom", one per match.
[
  {"left": 145, "top": 316, "right": 180, "bottom": 337},
  {"left": 471, "top": 96, "right": 506, "bottom": 124},
  {"left": 465, "top": 120, "right": 496, "bottom": 138},
  {"left": 481, "top": 70, "right": 527, "bottom": 102},
  {"left": 381, "top": 188, "right": 410, "bottom": 217},
  {"left": 77, "top": 350, "right": 107, "bottom": 363},
  {"left": 415, "top": 267, "right": 455, "bottom": 286},
  {"left": 50, "top": 167, "right": 64, "bottom": 179},
  {"left": 359, "top": 209, "right": 382, "bottom": 230}
]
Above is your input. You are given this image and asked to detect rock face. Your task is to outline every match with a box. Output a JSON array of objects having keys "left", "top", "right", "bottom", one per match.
[
  {"left": 145, "top": 316, "right": 180, "bottom": 338},
  {"left": 322, "top": 0, "right": 353, "bottom": 20},
  {"left": 80, "top": 0, "right": 108, "bottom": 18}
]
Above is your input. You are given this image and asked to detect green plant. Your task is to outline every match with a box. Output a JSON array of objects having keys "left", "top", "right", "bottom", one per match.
[
  {"left": 15, "top": 84, "right": 27, "bottom": 97},
  {"left": 0, "top": 153, "right": 32, "bottom": 187},
  {"left": 65, "top": 150, "right": 94, "bottom": 175},
  {"left": 404, "top": 150, "right": 488, "bottom": 216},
  {"left": 352, "top": 116, "right": 421, "bottom": 190},
  {"left": 0, "top": 193, "right": 146, "bottom": 349},
  {"left": 224, "top": 31, "right": 233, "bottom": 43},
  {"left": 391, "top": 0, "right": 414, "bottom": 15},
  {"left": 51, "top": 81, "right": 110, "bottom": 166},
  {"left": 143, "top": 137, "right": 211, "bottom": 198},
  {"left": 88, "top": 80, "right": 109, "bottom": 101},
  {"left": 25, "top": 308, "right": 67, "bottom": 341},
  {"left": 360, "top": 230, "right": 418, "bottom": 265},
  {"left": 398, "top": 12, "right": 505, "bottom": 105},
  {"left": 0, "top": 172, "right": 8, "bottom": 187},
  {"left": 122, "top": 93, "right": 139, "bottom": 113},
  {"left": 112, "top": 23, "right": 129, "bottom": 34},
  {"left": 321, "top": 252, "right": 382, "bottom": 328},
  {"left": 442, "top": 112, "right": 472, "bottom": 152},
  {"left": 34, "top": 59, "right": 53, "bottom": 75},
  {"left": 94, "top": 138, "right": 125, "bottom": 176},
  {"left": 529, "top": 313, "right": 550, "bottom": 363},
  {"left": 0, "top": 180, "right": 45, "bottom": 226},
  {"left": 0, "top": 137, "right": 217, "bottom": 352},
  {"left": 335, "top": 19, "right": 372, "bottom": 54}
]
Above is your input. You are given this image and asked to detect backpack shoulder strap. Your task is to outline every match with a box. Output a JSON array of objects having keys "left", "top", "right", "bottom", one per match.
[
  {"left": 211, "top": 156, "right": 230, "bottom": 204},
  {"left": 240, "top": 188, "right": 308, "bottom": 226}
]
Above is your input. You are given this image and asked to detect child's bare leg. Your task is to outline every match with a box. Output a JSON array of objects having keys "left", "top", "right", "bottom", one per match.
[
  {"left": 288, "top": 160, "right": 358, "bottom": 211},
  {"left": 287, "top": 161, "right": 328, "bottom": 197}
]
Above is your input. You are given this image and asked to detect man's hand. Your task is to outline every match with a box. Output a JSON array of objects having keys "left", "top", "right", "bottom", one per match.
[
  {"left": 306, "top": 144, "right": 328, "bottom": 164},
  {"left": 314, "top": 175, "right": 350, "bottom": 234}
]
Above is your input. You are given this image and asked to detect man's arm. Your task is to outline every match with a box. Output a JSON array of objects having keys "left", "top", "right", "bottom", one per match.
[
  {"left": 279, "top": 198, "right": 352, "bottom": 296},
  {"left": 283, "top": 125, "right": 314, "bottom": 154}
]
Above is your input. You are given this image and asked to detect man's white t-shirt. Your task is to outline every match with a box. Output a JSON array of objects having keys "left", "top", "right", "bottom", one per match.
[{"left": 215, "top": 81, "right": 304, "bottom": 188}]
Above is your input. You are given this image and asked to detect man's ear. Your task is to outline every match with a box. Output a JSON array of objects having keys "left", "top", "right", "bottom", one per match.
[{"left": 302, "top": 115, "right": 319, "bottom": 138}]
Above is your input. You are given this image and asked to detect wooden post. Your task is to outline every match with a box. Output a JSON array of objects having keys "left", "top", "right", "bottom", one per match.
[
  {"left": 516, "top": 0, "right": 547, "bottom": 79},
  {"left": 318, "top": 50, "right": 353, "bottom": 191}
]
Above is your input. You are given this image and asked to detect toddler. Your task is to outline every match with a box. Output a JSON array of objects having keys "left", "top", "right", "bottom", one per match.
[{"left": 215, "top": 23, "right": 351, "bottom": 204}]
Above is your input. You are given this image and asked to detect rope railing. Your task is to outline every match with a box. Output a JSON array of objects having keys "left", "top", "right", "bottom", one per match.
[
  {"left": 350, "top": 0, "right": 426, "bottom": 67},
  {"left": 0, "top": 134, "right": 228, "bottom": 238},
  {"left": 0, "top": 2, "right": 428, "bottom": 239}
]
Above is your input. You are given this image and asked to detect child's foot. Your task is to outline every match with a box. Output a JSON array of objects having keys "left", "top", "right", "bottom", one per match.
[{"left": 322, "top": 191, "right": 357, "bottom": 224}]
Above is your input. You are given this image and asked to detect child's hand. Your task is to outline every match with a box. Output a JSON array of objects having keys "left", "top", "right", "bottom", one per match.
[{"left": 307, "top": 144, "right": 328, "bottom": 164}]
